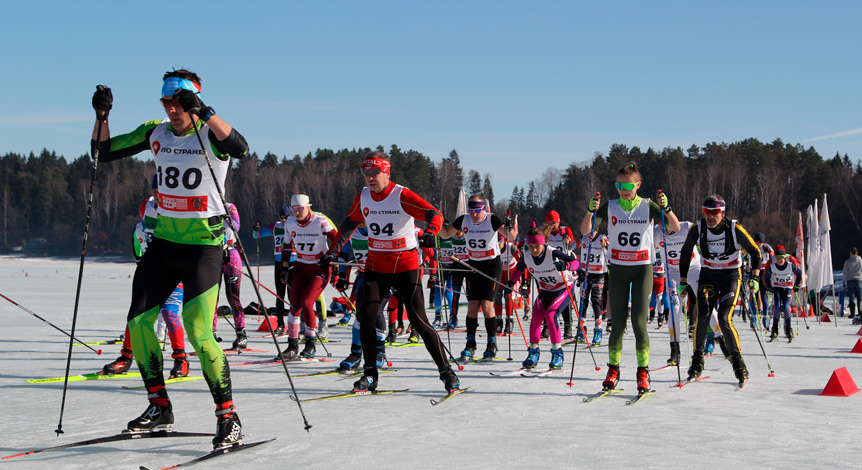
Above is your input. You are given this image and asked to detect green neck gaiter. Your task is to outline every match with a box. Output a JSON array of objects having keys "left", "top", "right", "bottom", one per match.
[{"left": 617, "top": 195, "right": 641, "bottom": 212}]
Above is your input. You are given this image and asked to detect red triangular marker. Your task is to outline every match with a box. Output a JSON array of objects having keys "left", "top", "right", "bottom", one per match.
[{"left": 819, "top": 367, "right": 861, "bottom": 397}]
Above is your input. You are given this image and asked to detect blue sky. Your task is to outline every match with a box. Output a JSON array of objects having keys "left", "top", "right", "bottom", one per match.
[{"left": 2, "top": 1, "right": 860, "bottom": 199}]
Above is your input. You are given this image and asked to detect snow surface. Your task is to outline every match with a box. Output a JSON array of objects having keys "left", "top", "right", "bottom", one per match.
[{"left": 1, "top": 256, "right": 860, "bottom": 470}]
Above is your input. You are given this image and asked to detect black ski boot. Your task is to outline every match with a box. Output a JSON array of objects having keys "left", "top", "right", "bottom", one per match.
[
  {"left": 339, "top": 344, "right": 362, "bottom": 372},
  {"left": 231, "top": 328, "right": 248, "bottom": 350},
  {"left": 126, "top": 402, "right": 174, "bottom": 432},
  {"left": 277, "top": 338, "right": 299, "bottom": 361},
  {"left": 385, "top": 324, "right": 397, "bottom": 343},
  {"left": 353, "top": 368, "right": 379, "bottom": 391},
  {"left": 212, "top": 406, "right": 242, "bottom": 449},
  {"left": 169, "top": 349, "right": 190, "bottom": 379},
  {"left": 483, "top": 340, "right": 497, "bottom": 359},
  {"left": 461, "top": 337, "right": 477, "bottom": 359},
  {"left": 563, "top": 324, "right": 573, "bottom": 340},
  {"left": 273, "top": 324, "right": 285, "bottom": 336},
  {"left": 769, "top": 322, "right": 779, "bottom": 341},
  {"left": 731, "top": 354, "right": 749, "bottom": 384},
  {"left": 440, "top": 366, "right": 460, "bottom": 391},
  {"left": 299, "top": 337, "right": 316, "bottom": 359},
  {"left": 496, "top": 317, "right": 504, "bottom": 335},
  {"left": 376, "top": 340, "right": 388, "bottom": 368},
  {"left": 687, "top": 351, "right": 704, "bottom": 381},
  {"left": 785, "top": 319, "right": 794, "bottom": 342},
  {"left": 103, "top": 348, "right": 133, "bottom": 375},
  {"left": 541, "top": 324, "right": 549, "bottom": 340},
  {"left": 504, "top": 317, "right": 514, "bottom": 335},
  {"left": 667, "top": 341, "right": 680, "bottom": 366},
  {"left": 648, "top": 308, "right": 655, "bottom": 323}
]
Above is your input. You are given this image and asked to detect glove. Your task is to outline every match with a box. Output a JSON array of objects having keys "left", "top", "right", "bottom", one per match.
[
  {"left": 335, "top": 277, "right": 349, "bottom": 291},
  {"left": 318, "top": 253, "right": 333, "bottom": 269},
  {"left": 658, "top": 191, "right": 670, "bottom": 211},
  {"left": 677, "top": 281, "right": 689, "bottom": 296},
  {"left": 174, "top": 88, "right": 211, "bottom": 121},
  {"left": 554, "top": 260, "right": 566, "bottom": 272},
  {"left": 588, "top": 195, "right": 600, "bottom": 213},
  {"left": 519, "top": 283, "right": 529, "bottom": 297},
  {"left": 281, "top": 263, "right": 292, "bottom": 285},
  {"left": 329, "top": 271, "right": 340, "bottom": 287},
  {"left": 222, "top": 247, "right": 230, "bottom": 265},
  {"left": 419, "top": 231, "right": 436, "bottom": 248},
  {"left": 253, "top": 223, "right": 260, "bottom": 233},
  {"left": 576, "top": 270, "right": 586, "bottom": 287},
  {"left": 504, "top": 217, "right": 513, "bottom": 231},
  {"left": 793, "top": 284, "right": 801, "bottom": 292},
  {"left": 426, "top": 275, "right": 437, "bottom": 289},
  {"left": 92, "top": 85, "right": 113, "bottom": 118},
  {"left": 748, "top": 277, "right": 760, "bottom": 294},
  {"left": 505, "top": 279, "right": 516, "bottom": 293}
]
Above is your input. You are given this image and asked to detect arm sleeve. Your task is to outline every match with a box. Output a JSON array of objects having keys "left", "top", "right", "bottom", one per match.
[
  {"left": 550, "top": 249, "right": 578, "bottom": 263},
  {"left": 209, "top": 128, "right": 249, "bottom": 162},
  {"left": 91, "top": 120, "right": 162, "bottom": 163},
  {"left": 254, "top": 223, "right": 276, "bottom": 239},
  {"left": 648, "top": 200, "right": 664, "bottom": 223},
  {"left": 593, "top": 202, "right": 609, "bottom": 226},
  {"left": 679, "top": 223, "right": 699, "bottom": 278},
  {"left": 489, "top": 214, "right": 504, "bottom": 232},
  {"left": 452, "top": 215, "right": 466, "bottom": 232},
  {"left": 400, "top": 187, "right": 443, "bottom": 235},
  {"left": 735, "top": 224, "right": 762, "bottom": 268}
]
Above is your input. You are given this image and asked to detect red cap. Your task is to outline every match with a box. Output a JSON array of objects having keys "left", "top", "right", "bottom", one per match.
[{"left": 545, "top": 210, "right": 560, "bottom": 223}]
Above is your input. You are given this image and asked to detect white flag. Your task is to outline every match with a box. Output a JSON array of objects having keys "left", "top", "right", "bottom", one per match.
[
  {"left": 820, "top": 194, "right": 834, "bottom": 289},
  {"left": 456, "top": 188, "right": 467, "bottom": 218},
  {"left": 807, "top": 203, "right": 822, "bottom": 291}
]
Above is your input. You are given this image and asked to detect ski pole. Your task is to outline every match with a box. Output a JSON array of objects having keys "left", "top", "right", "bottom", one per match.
[
  {"left": 255, "top": 222, "right": 261, "bottom": 319},
  {"left": 795, "top": 291, "right": 809, "bottom": 330},
  {"left": 331, "top": 260, "right": 472, "bottom": 273},
  {"left": 504, "top": 210, "right": 513, "bottom": 362},
  {"left": 0, "top": 293, "right": 102, "bottom": 355},
  {"left": 577, "top": 192, "right": 599, "bottom": 343},
  {"left": 560, "top": 268, "right": 599, "bottom": 375},
  {"left": 190, "top": 113, "right": 312, "bottom": 432},
  {"left": 744, "top": 276, "right": 775, "bottom": 377},
  {"left": 56, "top": 110, "right": 105, "bottom": 436},
  {"left": 658, "top": 189, "right": 683, "bottom": 387}
]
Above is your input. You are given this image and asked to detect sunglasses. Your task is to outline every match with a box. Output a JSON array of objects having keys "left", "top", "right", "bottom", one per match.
[
  {"left": 361, "top": 167, "right": 382, "bottom": 177},
  {"left": 702, "top": 207, "right": 725, "bottom": 216},
  {"left": 160, "top": 97, "right": 180, "bottom": 108},
  {"left": 291, "top": 205, "right": 306, "bottom": 212},
  {"left": 279, "top": 215, "right": 288, "bottom": 219},
  {"left": 468, "top": 208, "right": 484, "bottom": 214},
  {"left": 614, "top": 182, "right": 637, "bottom": 191}
]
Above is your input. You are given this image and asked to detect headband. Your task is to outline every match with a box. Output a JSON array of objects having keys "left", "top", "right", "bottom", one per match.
[
  {"left": 526, "top": 235, "right": 545, "bottom": 245},
  {"left": 161, "top": 77, "right": 201, "bottom": 97},
  {"left": 702, "top": 200, "right": 726, "bottom": 211},
  {"left": 291, "top": 194, "right": 311, "bottom": 207},
  {"left": 467, "top": 200, "right": 486, "bottom": 211},
  {"left": 361, "top": 156, "right": 391, "bottom": 175}
]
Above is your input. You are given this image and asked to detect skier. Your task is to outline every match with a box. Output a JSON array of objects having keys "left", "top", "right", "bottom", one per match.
[
  {"left": 494, "top": 232, "right": 520, "bottom": 335},
  {"left": 252, "top": 204, "right": 292, "bottom": 334},
  {"left": 679, "top": 195, "right": 762, "bottom": 386},
  {"left": 753, "top": 232, "right": 774, "bottom": 327},
  {"left": 544, "top": 210, "right": 576, "bottom": 339},
  {"left": 90, "top": 69, "right": 248, "bottom": 447},
  {"left": 439, "top": 195, "right": 516, "bottom": 361},
  {"left": 764, "top": 245, "right": 802, "bottom": 341},
  {"left": 432, "top": 220, "right": 456, "bottom": 327},
  {"left": 581, "top": 162, "right": 679, "bottom": 394},
  {"left": 446, "top": 228, "right": 469, "bottom": 330},
  {"left": 212, "top": 202, "right": 247, "bottom": 349},
  {"left": 103, "top": 177, "right": 188, "bottom": 379},
  {"left": 508, "top": 225, "right": 580, "bottom": 370},
  {"left": 574, "top": 229, "right": 609, "bottom": 345},
  {"left": 276, "top": 193, "right": 337, "bottom": 360},
  {"left": 323, "top": 151, "right": 460, "bottom": 393},
  {"left": 648, "top": 244, "right": 668, "bottom": 328},
  {"left": 842, "top": 247, "right": 862, "bottom": 321}
]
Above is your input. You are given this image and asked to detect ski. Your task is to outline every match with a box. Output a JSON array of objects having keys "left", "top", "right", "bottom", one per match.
[
  {"left": 390, "top": 341, "right": 424, "bottom": 348},
  {"left": 672, "top": 376, "right": 711, "bottom": 388},
  {"left": 489, "top": 368, "right": 526, "bottom": 377},
  {"left": 337, "top": 369, "right": 397, "bottom": 379},
  {"left": 1, "top": 430, "right": 214, "bottom": 460},
  {"left": 189, "top": 348, "right": 267, "bottom": 356},
  {"left": 735, "top": 379, "right": 749, "bottom": 391},
  {"left": 292, "top": 388, "right": 410, "bottom": 402},
  {"left": 583, "top": 388, "right": 624, "bottom": 402},
  {"left": 521, "top": 369, "right": 556, "bottom": 377},
  {"left": 457, "top": 356, "right": 506, "bottom": 366},
  {"left": 651, "top": 364, "right": 675, "bottom": 372},
  {"left": 430, "top": 387, "right": 471, "bottom": 405},
  {"left": 625, "top": 389, "right": 655, "bottom": 405},
  {"left": 231, "top": 357, "right": 335, "bottom": 367},
  {"left": 72, "top": 337, "right": 124, "bottom": 346},
  {"left": 122, "top": 376, "right": 205, "bottom": 389},
  {"left": 139, "top": 437, "right": 277, "bottom": 470},
  {"left": 27, "top": 371, "right": 142, "bottom": 384}
]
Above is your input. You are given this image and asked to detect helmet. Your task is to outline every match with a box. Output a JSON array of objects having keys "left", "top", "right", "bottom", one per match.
[
  {"left": 279, "top": 204, "right": 290, "bottom": 217},
  {"left": 753, "top": 232, "right": 765, "bottom": 243}
]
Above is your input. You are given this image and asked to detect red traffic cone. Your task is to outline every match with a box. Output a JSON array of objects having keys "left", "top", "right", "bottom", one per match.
[
  {"left": 850, "top": 338, "right": 862, "bottom": 354},
  {"left": 856, "top": 326, "right": 862, "bottom": 336},
  {"left": 820, "top": 312, "right": 831, "bottom": 322},
  {"left": 819, "top": 367, "right": 861, "bottom": 397},
  {"left": 256, "top": 316, "right": 278, "bottom": 332}
]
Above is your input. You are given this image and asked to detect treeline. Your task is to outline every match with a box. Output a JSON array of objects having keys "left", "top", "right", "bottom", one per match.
[{"left": 1, "top": 137, "right": 860, "bottom": 266}]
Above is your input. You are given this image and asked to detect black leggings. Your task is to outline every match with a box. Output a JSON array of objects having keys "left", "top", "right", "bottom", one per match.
[
  {"left": 694, "top": 269, "right": 744, "bottom": 358},
  {"left": 357, "top": 269, "right": 447, "bottom": 372}
]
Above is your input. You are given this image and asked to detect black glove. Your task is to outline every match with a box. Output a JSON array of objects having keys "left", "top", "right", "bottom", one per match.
[
  {"left": 92, "top": 85, "right": 112, "bottom": 118},
  {"left": 504, "top": 217, "right": 513, "bottom": 231},
  {"left": 427, "top": 275, "right": 437, "bottom": 289},
  {"left": 222, "top": 247, "right": 230, "bottom": 265},
  {"left": 419, "top": 232, "right": 436, "bottom": 248},
  {"left": 174, "top": 88, "right": 210, "bottom": 120},
  {"left": 505, "top": 279, "right": 515, "bottom": 293},
  {"left": 576, "top": 270, "right": 585, "bottom": 287},
  {"left": 554, "top": 260, "right": 567, "bottom": 272},
  {"left": 335, "top": 277, "right": 349, "bottom": 291},
  {"left": 318, "top": 253, "right": 333, "bottom": 269},
  {"left": 253, "top": 222, "right": 260, "bottom": 233},
  {"left": 282, "top": 262, "right": 293, "bottom": 285},
  {"left": 793, "top": 284, "right": 801, "bottom": 292}
]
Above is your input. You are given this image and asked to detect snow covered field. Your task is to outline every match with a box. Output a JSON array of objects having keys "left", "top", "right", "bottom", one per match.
[{"left": 1, "top": 255, "right": 860, "bottom": 470}]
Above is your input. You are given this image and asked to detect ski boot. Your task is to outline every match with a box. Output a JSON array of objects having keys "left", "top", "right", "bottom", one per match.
[
  {"left": 504, "top": 317, "right": 514, "bottom": 335},
  {"left": 353, "top": 368, "right": 378, "bottom": 391},
  {"left": 169, "top": 349, "right": 190, "bottom": 379},
  {"left": 704, "top": 333, "right": 715, "bottom": 355},
  {"left": 447, "top": 314, "right": 459, "bottom": 330},
  {"left": 541, "top": 324, "right": 549, "bottom": 340},
  {"left": 563, "top": 324, "right": 573, "bottom": 340},
  {"left": 667, "top": 341, "right": 680, "bottom": 366},
  {"left": 277, "top": 338, "right": 299, "bottom": 361},
  {"left": 440, "top": 366, "right": 460, "bottom": 392},
  {"left": 716, "top": 335, "right": 731, "bottom": 359},
  {"left": 496, "top": 317, "right": 504, "bottom": 335},
  {"left": 522, "top": 307, "right": 530, "bottom": 321},
  {"left": 592, "top": 328, "right": 603, "bottom": 346},
  {"left": 395, "top": 323, "right": 406, "bottom": 335},
  {"left": 103, "top": 348, "right": 133, "bottom": 375},
  {"left": 687, "top": 351, "right": 704, "bottom": 381},
  {"left": 575, "top": 325, "right": 586, "bottom": 343},
  {"left": 126, "top": 402, "right": 174, "bottom": 432},
  {"left": 549, "top": 348, "right": 564, "bottom": 370},
  {"left": 212, "top": 405, "right": 241, "bottom": 449},
  {"left": 461, "top": 337, "right": 477, "bottom": 360},
  {"left": 408, "top": 329, "right": 419, "bottom": 344},
  {"left": 483, "top": 339, "right": 498, "bottom": 359},
  {"left": 376, "top": 341, "right": 389, "bottom": 368},
  {"left": 317, "top": 317, "right": 329, "bottom": 340},
  {"left": 385, "top": 325, "right": 397, "bottom": 343},
  {"left": 273, "top": 325, "right": 285, "bottom": 336},
  {"left": 522, "top": 347, "right": 540, "bottom": 369},
  {"left": 299, "top": 337, "right": 316, "bottom": 359},
  {"left": 657, "top": 312, "right": 664, "bottom": 328},
  {"left": 602, "top": 364, "right": 620, "bottom": 390},
  {"left": 231, "top": 328, "right": 248, "bottom": 350},
  {"left": 339, "top": 344, "right": 362, "bottom": 372},
  {"left": 853, "top": 315, "right": 862, "bottom": 326},
  {"left": 769, "top": 322, "right": 779, "bottom": 341},
  {"left": 433, "top": 313, "right": 442, "bottom": 327},
  {"left": 648, "top": 308, "right": 655, "bottom": 324},
  {"left": 731, "top": 354, "right": 749, "bottom": 384},
  {"left": 636, "top": 366, "right": 651, "bottom": 393},
  {"left": 785, "top": 320, "right": 794, "bottom": 342},
  {"left": 337, "top": 312, "right": 352, "bottom": 326}
]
